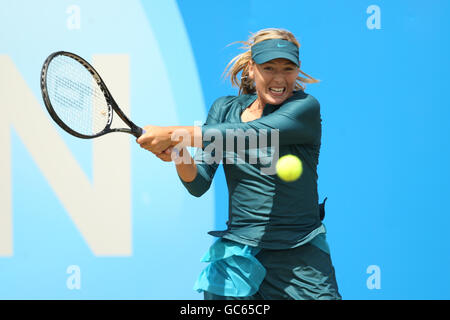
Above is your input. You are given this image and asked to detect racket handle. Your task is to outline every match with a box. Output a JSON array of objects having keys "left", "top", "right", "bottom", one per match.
[{"left": 133, "top": 126, "right": 145, "bottom": 138}]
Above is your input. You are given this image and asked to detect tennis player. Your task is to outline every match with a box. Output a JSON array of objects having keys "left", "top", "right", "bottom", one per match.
[{"left": 137, "top": 28, "right": 341, "bottom": 300}]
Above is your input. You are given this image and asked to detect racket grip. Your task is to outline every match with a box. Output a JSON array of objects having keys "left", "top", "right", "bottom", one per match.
[{"left": 134, "top": 127, "right": 145, "bottom": 138}]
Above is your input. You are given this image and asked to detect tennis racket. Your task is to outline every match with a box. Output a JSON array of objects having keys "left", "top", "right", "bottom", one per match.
[{"left": 40, "top": 51, "right": 144, "bottom": 139}]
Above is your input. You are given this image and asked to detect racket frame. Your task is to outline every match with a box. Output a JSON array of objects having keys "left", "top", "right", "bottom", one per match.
[{"left": 40, "top": 51, "right": 143, "bottom": 139}]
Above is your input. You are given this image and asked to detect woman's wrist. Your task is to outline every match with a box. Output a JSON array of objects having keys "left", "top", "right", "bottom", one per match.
[{"left": 168, "top": 126, "right": 202, "bottom": 148}]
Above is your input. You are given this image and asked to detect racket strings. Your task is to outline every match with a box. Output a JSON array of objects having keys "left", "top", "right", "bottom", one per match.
[{"left": 46, "top": 55, "right": 110, "bottom": 136}]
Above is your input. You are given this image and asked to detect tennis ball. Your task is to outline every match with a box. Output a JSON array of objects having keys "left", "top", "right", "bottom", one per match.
[{"left": 276, "top": 155, "right": 303, "bottom": 182}]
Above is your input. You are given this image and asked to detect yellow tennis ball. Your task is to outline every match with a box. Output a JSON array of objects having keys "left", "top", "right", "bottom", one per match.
[{"left": 276, "top": 155, "right": 303, "bottom": 182}]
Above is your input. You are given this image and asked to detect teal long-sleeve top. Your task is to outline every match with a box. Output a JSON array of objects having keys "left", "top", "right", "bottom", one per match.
[{"left": 181, "top": 90, "right": 323, "bottom": 250}]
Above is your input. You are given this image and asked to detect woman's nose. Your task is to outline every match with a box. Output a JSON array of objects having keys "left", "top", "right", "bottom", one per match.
[{"left": 272, "top": 72, "right": 285, "bottom": 83}]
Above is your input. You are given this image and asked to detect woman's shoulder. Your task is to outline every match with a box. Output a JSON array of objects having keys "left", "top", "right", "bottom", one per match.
[
  {"left": 211, "top": 94, "right": 252, "bottom": 107},
  {"left": 283, "top": 90, "right": 320, "bottom": 112},
  {"left": 208, "top": 94, "right": 254, "bottom": 120},
  {"left": 290, "top": 90, "right": 319, "bottom": 105}
]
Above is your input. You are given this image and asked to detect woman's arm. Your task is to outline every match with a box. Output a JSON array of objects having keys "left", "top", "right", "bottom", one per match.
[
  {"left": 137, "top": 97, "right": 228, "bottom": 197},
  {"left": 175, "top": 152, "right": 197, "bottom": 182},
  {"left": 202, "top": 94, "right": 321, "bottom": 147},
  {"left": 157, "top": 147, "right": 198, "bottom": 183},
  {"left": 136, "top": 125, "right": 202, "bottom": 155},
  {"left": 148, "top": 136, "right": 218, "bottom": 197},
  {"left": 137, "top": 94, "right": 321, "bottom": 155}
]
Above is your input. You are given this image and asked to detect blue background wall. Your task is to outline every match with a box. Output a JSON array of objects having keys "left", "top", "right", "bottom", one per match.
[{"left": 0, "top": 0, "right": 449, "bottom": 299}]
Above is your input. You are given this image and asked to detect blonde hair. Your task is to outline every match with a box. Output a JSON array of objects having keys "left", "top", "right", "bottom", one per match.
[{"left": 224, "top": 28, "right": 320, "bottom": 95}]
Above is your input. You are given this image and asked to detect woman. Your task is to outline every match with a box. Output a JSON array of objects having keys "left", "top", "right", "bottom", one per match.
[{"left": 137, "top": 28, "right": 341, "bottom": 300}]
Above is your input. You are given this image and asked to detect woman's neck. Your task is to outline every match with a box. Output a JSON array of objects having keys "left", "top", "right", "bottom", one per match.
[{"left": 249, "top": 97, "right": 265, "bottom": 112}]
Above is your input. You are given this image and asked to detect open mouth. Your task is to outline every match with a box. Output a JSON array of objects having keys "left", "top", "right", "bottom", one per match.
[{"left": 269, "top": 87, "right": 286, "bottom": 95}]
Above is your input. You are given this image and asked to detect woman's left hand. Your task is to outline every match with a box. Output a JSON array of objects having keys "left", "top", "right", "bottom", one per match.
[
  {"left": 136, "top": 125, "right": 174, "bottom": 155},
  {"left": 155, "top": 147, "right": 173, "bottom": 162}
]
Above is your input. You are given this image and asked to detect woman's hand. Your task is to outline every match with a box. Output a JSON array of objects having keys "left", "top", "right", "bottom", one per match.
[
  {"left": 155, "top": 147, "right": 173, "bottom": 162},
  {"left": 156, "top": 147, "right": 188, "bottom": 164},
  {"left": 136, "top": 125, "right": 174, "bottom": 155}
]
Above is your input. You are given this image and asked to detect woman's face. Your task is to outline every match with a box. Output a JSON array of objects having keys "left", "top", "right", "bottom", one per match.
[{"left": 248, "top": 58, "right": 299, "bottom": 106}]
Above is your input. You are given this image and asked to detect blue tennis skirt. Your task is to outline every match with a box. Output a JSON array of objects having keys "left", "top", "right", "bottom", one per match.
[{"left": 194, "top": 224, "right": 341, "bottom": 300}]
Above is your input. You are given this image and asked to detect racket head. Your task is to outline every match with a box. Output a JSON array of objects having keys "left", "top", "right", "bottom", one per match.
[{"left": 40, "top": 51, "right": 113, "bottom": 139}]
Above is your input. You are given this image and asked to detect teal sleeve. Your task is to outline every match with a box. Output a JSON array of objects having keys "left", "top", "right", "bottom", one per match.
[
  {"left": 202, "top": 94, "right": 321, "bottom": 147},
  {"left": 179, "top": 155, "right": 218, "bottom": 197},
  {"left": 178, "top": 98, "right": 224, "bottom": 197}
]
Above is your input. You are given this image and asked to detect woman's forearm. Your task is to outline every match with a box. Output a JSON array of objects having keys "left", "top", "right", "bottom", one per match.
[
  {"left": 137, "top": 125, "right": 202, "bottom": 155},
  {"left": 174, "top": 147, "right": 198, "bottom": 183},
  {"left": 168, "top": 126, "right": 203, "bottom": 149}
]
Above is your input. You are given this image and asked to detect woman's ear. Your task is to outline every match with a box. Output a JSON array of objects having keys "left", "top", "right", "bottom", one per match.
[{"left": 247, "top": 60, "right": 255, "bottom": 80}]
